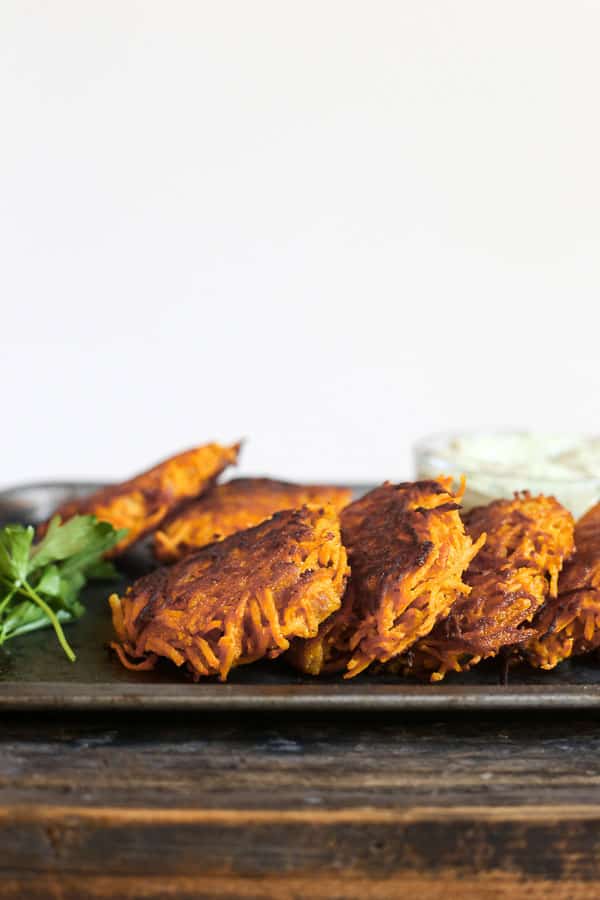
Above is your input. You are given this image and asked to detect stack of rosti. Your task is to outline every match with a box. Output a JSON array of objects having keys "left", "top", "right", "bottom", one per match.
[
  {"left": 43, "top": 442, "right": 600, "bottom": 682},
  {"left": 399, "top": 493, "right": 575, "bottom": 681},
  {"left": 287, "top": 478, "right": 485, "bottom": 677}
]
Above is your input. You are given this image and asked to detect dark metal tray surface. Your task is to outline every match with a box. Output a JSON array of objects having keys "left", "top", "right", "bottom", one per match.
[{"left": 1, "top": 480, "right": 599, "bottom": 712}]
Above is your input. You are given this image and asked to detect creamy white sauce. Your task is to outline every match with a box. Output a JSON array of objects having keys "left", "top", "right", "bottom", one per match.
[{"left": 416, "top": 432, "right": 600, "bottom": 519}]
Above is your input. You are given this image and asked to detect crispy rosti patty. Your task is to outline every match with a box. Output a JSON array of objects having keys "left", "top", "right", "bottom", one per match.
[
  {"left": 524, "top": 500, "right": 600, "bottom": 669},
  {"left": 287, "top": 478, "right": 482, "bottom": 678},
  {"left": 405, "top": 493, "right": 575, "bottom": 681},
  {"left": 109, "top": 504, "right": 349, "bottom": 681},
  {"left": 39, "top": 443, "right": 239, "bottom": 556},
  {"left": 153, "top": 477, "right": 352, "bottom": 562}
]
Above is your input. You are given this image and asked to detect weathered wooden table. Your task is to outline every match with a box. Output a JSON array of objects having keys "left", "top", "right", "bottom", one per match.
[{"left": 2, "top": 710, "right": 600, "bottom": 899}]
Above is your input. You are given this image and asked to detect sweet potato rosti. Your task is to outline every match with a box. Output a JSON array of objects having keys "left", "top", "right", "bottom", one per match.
[
  {"left": 404, "top": 493, "right": 575, "bottom": 681},
  {"left": 287, "top": 478, "right": 483, "bottom": 678},
  {"left": 524, "top": 500, "right": 600, "bottom": 669},
  {"left": 153, "top": 478, "right": 352, "bottom": 563},
  {"left": 109, "top": 504, "right": 349, "bottom": 681},
  {"left": 40, "top": 443, "right": 239, "bottom": 556}
]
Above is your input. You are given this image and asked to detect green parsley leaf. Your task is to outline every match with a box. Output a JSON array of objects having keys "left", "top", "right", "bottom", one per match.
[
  {"left": 0, "top": 514, "right": 125, "bottom": 661},
  {"left": 83, "top": 558, "right": 119, "bottom": 580},
  {"left": 35, "top": 564, "right": 62, "bottom": 597},
  {"left": 29, "top": 515, "right": 125, "bottom": 573},
  {"left": 0, "top": 524, "right": 34, "bottom": 585}
]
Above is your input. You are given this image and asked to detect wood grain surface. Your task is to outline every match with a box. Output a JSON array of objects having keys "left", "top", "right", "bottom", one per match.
[{"left": 3, "top": 711, "right": 600, "bottom": 898}]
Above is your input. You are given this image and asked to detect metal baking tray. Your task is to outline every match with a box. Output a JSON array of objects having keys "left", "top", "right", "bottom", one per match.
[{"left": 1, "top": 481, "right": 600, "bottom": 711}]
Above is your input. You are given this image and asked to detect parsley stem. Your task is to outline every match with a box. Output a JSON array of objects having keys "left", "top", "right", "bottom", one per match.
[
  {"left": 0, "top": 584, "right": 19, "bottom": 617},
  {"left": 20, "top": 580, "right": 76, "bottom": 663},
  {"left": 0, "top": 575, "right": 30, "bottom": 608}
]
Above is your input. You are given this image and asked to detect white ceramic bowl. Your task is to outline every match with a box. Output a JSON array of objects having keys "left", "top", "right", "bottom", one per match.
[{"left": 415, "top": 430, "right": 600, "bottom": 519}]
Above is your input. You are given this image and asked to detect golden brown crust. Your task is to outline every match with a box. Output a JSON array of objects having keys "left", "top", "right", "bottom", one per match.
[
  {"left": 39, "top": 443, "right": 239, "bottom": 556},
  {"left": 405, "top": 493, "right": 575, "bottom": 681},
  {"left": 524, "top": 500, "right": 600, "bottom": 669},
  {"left": 109, "top": 504, "right": 349, "bottom": 681},
  {"left": 287, "top": 478, "right": 482, "bottom": 678},
  {"left": 153, "top": 478, "right": 352, "bottom": 563}
]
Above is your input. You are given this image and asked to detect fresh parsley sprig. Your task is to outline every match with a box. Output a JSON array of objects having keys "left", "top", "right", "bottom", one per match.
[{"left": 0, "top": 516, "right": 126, "bottom": 661}]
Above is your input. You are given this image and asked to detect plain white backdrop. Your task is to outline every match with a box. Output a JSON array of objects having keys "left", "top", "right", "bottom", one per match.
[{"left": 1, "top": 1, "right": 599, "bottom": 487}]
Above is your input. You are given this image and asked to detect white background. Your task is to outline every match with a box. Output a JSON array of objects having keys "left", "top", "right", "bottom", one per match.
[{"left": 1, "top": 1, "right": 599, "bottom": 488}]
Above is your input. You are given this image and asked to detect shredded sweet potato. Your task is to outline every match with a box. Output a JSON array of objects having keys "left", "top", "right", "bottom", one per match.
[
  {"left": 109, "top": 504, "right": 349, "bottom": 681},
  {"left": 287, "top": 478, "right": 483, "bottom": 678},
  {"left": 524, "top": 500, "right": 600, "bottom": 669},
  {"left": 404, "top": 493, "right": 575, "bottom": 681},
  {"left": 153, "top": 478, "right": 352, "bottom": 562},
  {"left": 39, "top": 443, "right": 239, "bottom": 556}
]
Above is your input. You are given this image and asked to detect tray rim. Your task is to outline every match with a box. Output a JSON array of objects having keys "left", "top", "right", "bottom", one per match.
[{"left": 2, "top": 681, "right": 600, "bottom": 711}]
